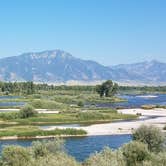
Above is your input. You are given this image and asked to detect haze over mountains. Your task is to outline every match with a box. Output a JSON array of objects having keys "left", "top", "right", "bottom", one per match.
[{"left": 0, "top": 50, "right": 165, "bottom": 85}]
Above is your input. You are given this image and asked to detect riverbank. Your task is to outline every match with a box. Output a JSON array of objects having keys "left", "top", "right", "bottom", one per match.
[
  {"left": 0, "top": 134, "right": 87, "bottom": 140},
  {"left": 0, "top": 108, "right": 166, "bottom": 140},
  {"left": 44, "top": 108, "right": 166, "bottom": 136},
  {"left": 0, "top": 124, "right": 87, "bottom": 139},
  {"left": 0, "top": 108, "right": 59, "bottom": 114}
]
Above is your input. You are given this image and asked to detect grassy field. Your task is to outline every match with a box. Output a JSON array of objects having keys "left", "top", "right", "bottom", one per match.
[
  {"left": 0, "top": 111, "right": 137, "bottom": 138},
  {"left": 0, "top": 125, "right": 86, "bottom": 138},
  {"left": 0, "top": 86, "right": 138, "bottom": 138},
  {"left": 0, "top": 109, "right": 137, "bottom": 124},
  {"left": 0, "top": 108, "right": 137, "bottom": 138},
  {"left": 13, "top": 111, "right": 137, "bottom": 125},
  {"left": 0, "top": 88, "right": 126, "bottom": 109}
]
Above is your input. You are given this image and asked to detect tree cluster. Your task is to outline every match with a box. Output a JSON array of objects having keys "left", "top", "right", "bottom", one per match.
[
  {"left": 96, "top": 80, "right": 118, "bottom": 97},
  {"left": 0, "top": 82, "right": 35, "bottom": 95}
]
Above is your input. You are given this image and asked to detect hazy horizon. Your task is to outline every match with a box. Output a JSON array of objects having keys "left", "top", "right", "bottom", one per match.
[{"left": 0, "top": 0, "right": 166, "bottom": 65}]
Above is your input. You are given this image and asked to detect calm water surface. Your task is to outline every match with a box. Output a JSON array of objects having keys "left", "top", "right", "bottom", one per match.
[
  {"left": 0, "top": 102, "right": 25, "bottom": 107},
  {"left": 0, "top": 96, "right": 25, "bottom": 107},
  {"left": 0, "top": 135, "right": 132, "bottom": 161},
  {"left": 96, "top": 94, "right": 166, "bottom": 108},
  {"left": 0, "top": 96, "right": 20, "bottom": 100}
]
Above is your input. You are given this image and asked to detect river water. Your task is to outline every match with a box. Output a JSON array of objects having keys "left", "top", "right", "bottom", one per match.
[
  {"left": 0, "top": 96, "right": 25, "bottom": 107},
  {"left": 0, "top": 94, "right": 165, "bottom": 161},
  {"left": 96, "top": 94, "right": 166, "bottom": 108},
  {"left": 0, "top": 135, "right": 132, "bottom": 161}
]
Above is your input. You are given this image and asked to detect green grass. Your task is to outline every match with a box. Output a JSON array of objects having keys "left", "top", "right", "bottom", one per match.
[
  {"left": 0, "top": 109, "right": 137, "bottom": 125},
  {"left": 0, "top": 88, "right": 126, "bottom": 110},
  {"left": 53, "top": 93, "right": 125, "bottom": 104},
  {"left": 12, "top": 110, "right": 137, "bottom": 125},
  {"left": 29, "top": 99, "right": 69, "bottom": 109},
  {"left": 0, "top": 126, "right": 86, "bottom": 137},
  {"left": 0, "top": 88, "right": 139, "bottom": 138}
]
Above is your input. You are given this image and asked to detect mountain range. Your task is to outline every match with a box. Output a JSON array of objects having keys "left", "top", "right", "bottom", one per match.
[{"left": 0, "top": 50, "right": 165, "bottom": 85}]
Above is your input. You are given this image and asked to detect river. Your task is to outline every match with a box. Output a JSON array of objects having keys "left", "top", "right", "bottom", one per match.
[
  {"left": 96, "top": 94, "right": 166, "bottom": 108},
  {"left": 0, "top": 135, "right": 132, "bottom": 161},
  {"left": 0, "top": 94, "right": 165, "bottom": 161}
]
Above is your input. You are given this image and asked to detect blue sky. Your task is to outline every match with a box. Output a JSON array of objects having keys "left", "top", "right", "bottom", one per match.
[{"left": 0, "top": 0, "right": 166, "bottom": 65}]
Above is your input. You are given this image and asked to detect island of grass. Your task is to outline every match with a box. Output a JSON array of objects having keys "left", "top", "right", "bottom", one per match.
[
  {"left": 0, "top": 126, "right": 86, "bottom": 139},
  {"left": 0, "top": 109, "right": 137, "bottom": 139},
  {"left": 0, "top": 106, "right": 137, "bottom": 139},
  {"left": 0, "top": 107, "right": 137, "bottom": 125}
]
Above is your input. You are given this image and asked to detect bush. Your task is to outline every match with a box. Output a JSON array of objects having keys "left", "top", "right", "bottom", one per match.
[
  {"left": 18, "top": 105, "right": 37, "bottom": 118},
  {"left": 0, "top": 112, "right": 18, "bottom": 120},
  {"left": 0, "top": 139, "right": 80, "bottom": 166},
  {"left": 29, "top": 94, "right": 42, "bottom": 99},
  {"left": 30, "top": 153, "right": 80, "bottom": 166},
  {"left": 77, "top": 101, "right": 84, "bottom": 107},
  {"left": 163, "top": 125, "right": 166, "bottom": 130},
  {"left": 133, "top": 125, "right": 165, "bottom": 152},
  {"left": 122, "top": 141, "right": 150, "bottom": 166},
  {"left": 1, "top": 145, "right": 31, "bottom": 166},
  {"left": 30, "top": 99, "right": 65, "bottom": 109},
  {"left": 31, "top": 139, "right": 64, "bottom": 158},
  {"left": 150, "top": 152, "right": 166, "bottom": 166},
  {"left": 85, "top": 147, "right": 125, "bottom": 166},
  {"left": 77, "top": 111, "right": 106, "bottom": 120},
  {"left": 1, "top": 138, "right": 166, "bottom": 166},
  {"left": 0, "top": 105, "right": 37, "bottom": 120}
]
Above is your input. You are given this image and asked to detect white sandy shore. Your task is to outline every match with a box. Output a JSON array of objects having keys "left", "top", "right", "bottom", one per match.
[{"left": 44, "top": 108, "right": 166, "bottom": 136}]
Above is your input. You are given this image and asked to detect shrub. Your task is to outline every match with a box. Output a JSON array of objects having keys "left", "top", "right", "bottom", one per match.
[
  {"left": 1, "top": 145, "right": 31, "bottom": 166},
  {"left": 77, "top": 101, "right": 84, "bottom": 107},
  {"left": 150, "top": 152, "right": 166, "bottom": 166},
  {"left": 85, "top": 147, "right": 125, "bottom": 166},
  {"left": 163, "top": 125, "right": 166, "bottom": 130},
  {"left": 77, "top": 111, "right": 105, "bottom": 120},
  {"left": 133, "top": 125, "right": 165, "bottom": 152},
  {"left": 30, "top": 94, "right": 42, "bottom": 99},
  {"left": 31, "top": 139, "right": 64, "bottom": 158},
  {"left": 18, "top": 105, "right": 37, "bottom": 118},
  {"left": 0, "top": 112, "right": 18, "bottom": 120},
  {"left": 30, "top": 99, "right": 64, "bottom": 109},
  {"left": 30, "top": 153, "right": 80, "bottom": 166},
  {"left": 0, "top": 139, "right": 80, "bottom": 166},
  {"left": 122, "top": 141, "right": 150, "bottom": 166}
]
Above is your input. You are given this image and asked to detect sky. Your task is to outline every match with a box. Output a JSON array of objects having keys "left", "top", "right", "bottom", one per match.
[{"left": 0, "top": 0, "right": 166, "bottom": 65}]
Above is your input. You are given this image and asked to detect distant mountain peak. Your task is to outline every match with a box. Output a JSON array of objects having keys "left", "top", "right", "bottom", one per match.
[
  {"left": 0, "top": 49, "right": 114, "bottom": 82},
  {"left": 21, "top": 49, "right": 73, "bottom": 60},
  {"left": 0, "top": 50, "right": 165, "bottom": 85}
]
